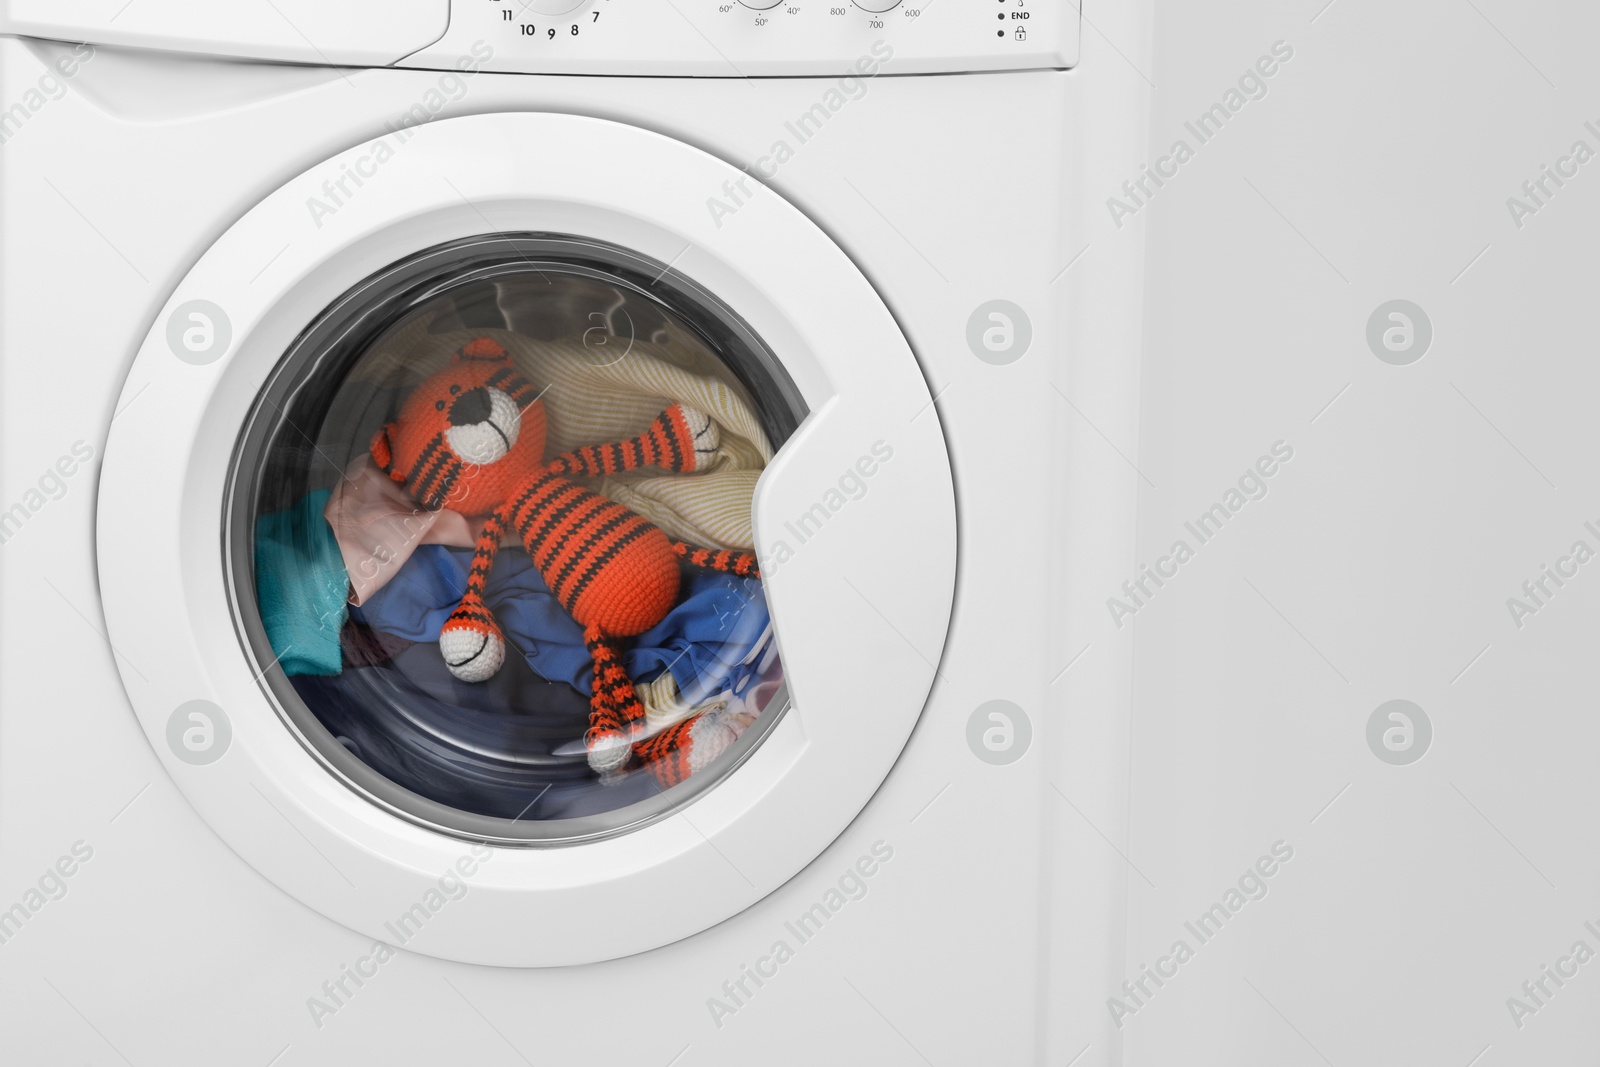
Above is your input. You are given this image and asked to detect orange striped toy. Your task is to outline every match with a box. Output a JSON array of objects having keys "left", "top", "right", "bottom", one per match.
[{"left": 371, "top": 337, "right": 759, "bottom": 787}]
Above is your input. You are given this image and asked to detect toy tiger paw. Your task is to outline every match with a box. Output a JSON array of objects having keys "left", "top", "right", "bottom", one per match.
[
  {"left": 633, "top": 705, "right": 746, "bottom": 784},
  {"left": 371, "top": 337, "right": 758, "bottom": 788},
  {"left": 678, "top": 403, "right": 721, "bottom": 468},
  {"left": 439, "top": 593, "right": 506, "bottom": 683}
]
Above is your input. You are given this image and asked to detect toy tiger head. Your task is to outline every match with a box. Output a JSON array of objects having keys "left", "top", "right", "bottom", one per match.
[{"left": 370, "top": 337, "right": 547, "bottom": 515}]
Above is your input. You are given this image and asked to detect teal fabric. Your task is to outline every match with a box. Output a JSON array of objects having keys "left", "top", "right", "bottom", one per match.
[{"left": 254, "top": 489, "right": 348, "bottom": 677}]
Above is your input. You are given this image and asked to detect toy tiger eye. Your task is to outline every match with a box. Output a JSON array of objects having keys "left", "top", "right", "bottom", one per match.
[{"left": 372, "top": 336, "right": 758, "bottom": 785}]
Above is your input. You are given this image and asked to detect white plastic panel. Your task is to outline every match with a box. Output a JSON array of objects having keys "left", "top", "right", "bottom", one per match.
[
  {"left": 0, "top": 0, "right": 449, "bottom": 66},
  {"left": 398, "top": 0, "right": 1078, "bottom": 76}
]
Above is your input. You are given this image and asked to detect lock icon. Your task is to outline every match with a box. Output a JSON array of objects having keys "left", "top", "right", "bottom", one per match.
[{"left": 1014, "top": 26, "right": 1027, "bottom": 41}]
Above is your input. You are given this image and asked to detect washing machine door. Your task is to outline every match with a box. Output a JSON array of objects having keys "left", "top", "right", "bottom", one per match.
[{"left": 98, "top": 112, "right": 955, "bottom": 966}]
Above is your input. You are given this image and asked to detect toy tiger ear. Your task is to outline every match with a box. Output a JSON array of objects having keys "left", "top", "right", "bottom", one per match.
[
  {"left": 372, "top": 424, "right": 403, "bottom": 480},
  {"left": 454, "top": 337, "right": 508, "bottom": 364}
]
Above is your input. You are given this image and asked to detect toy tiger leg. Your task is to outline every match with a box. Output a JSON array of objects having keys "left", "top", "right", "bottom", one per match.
[
  {"left": 616, "top": 542, "right": 762, "bottom": 787},
  {"left": 439, "top": 509, "right": 509, "bottom": 683},
  {"left": 582, "top": 625, "right": 746, "bottom": 788},
  {"left": 544, "top": 403, "right": 722, "bottom": 478},
  {"left": 632, "top": 712, "right": 746, "bottom": 789},
  {"left": 583, "top": 625, "right": 647, "bottom": 774}
]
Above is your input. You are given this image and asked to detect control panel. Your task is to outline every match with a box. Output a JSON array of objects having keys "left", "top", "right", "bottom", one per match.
[{"left": 395, "top": 0, "right": 1077, "bottom": 76}]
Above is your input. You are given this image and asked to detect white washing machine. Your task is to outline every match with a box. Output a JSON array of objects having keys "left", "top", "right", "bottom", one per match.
[{"left": 0, "top": 3, "right": 1147, "bottom": 1063}]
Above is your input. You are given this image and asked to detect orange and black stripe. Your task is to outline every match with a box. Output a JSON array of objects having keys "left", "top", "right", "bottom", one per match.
[
  {"left": 547, "top": 406, "right": 700, "bottom": 478},
  {"left": 457, "top": 339, "right": 506, "bottom": 362},
  {"left": 405, "top": 432, "right": 466, "bottom": 511},
  {"left": 481, "top": 365, "right": 542, "bottom": 410},
  {"left": 440, "top": 513, "right": 504, "bottom": 632},
  {"left": 634, "top": 718, "right": 697, "bottom": 787},
  {"left": 463, "top": 512, "right": 506, "bottom": 600},
  {"left": 670, "top": 541, "right": 760, "bottom": 579},
  {"left": 504, "top": 471, "right": 655, "bottom": 615},
  {"left": 583, "top": 625, "right": 646, "bottom": 748}
]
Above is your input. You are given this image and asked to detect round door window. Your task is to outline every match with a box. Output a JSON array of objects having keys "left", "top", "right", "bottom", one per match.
[{"left": 228, "top": 234, "right": 804, "bottom": 844}]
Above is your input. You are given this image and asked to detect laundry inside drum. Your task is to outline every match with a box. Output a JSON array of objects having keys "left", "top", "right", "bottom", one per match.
[{"left": 231, "top": 236, "right": 802, "bottom": 844}]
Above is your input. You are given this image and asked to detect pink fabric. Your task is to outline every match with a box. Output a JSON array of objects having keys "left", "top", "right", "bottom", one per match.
[{"left": 325, "top": 458, "right": 483, "bottom": 605}]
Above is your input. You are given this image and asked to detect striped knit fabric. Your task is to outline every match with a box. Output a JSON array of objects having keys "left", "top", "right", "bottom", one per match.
[
  {"left": 584, "top": 624, "right": 648, "bottom": 772},
  {"left": 504, "top": 470, "right": 681, "bottom": 638},
  {"left": 448, "top": 510, "right": 506, "bottom": 622},
  {"left": 633, "top": 717, "right": 698, "bottom": 789}
]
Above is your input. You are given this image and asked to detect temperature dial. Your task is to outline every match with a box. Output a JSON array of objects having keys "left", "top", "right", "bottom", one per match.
[
  {"left": 739, "top": 0, "right": 785, "bottom": 7},
  {"left": 852, "top": 0, "right": 903, "bottom": 10}
]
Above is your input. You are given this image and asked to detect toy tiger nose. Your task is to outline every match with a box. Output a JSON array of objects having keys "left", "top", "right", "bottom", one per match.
[{"left": 370, "top": 337, "right": 760, "bottom": 786}]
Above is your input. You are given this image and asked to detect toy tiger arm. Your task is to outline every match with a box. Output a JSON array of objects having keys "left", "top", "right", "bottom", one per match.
[
  {"left": 438, "top": 505, "right": 510, "bottom": 683},
  {"left": 543, "top": 403, "right": 721, "bottom": 479}
]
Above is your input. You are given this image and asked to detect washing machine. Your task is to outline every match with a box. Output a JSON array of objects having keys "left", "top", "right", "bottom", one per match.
[{"left": 0, "top": 2, "right": 1146, "bottom": 1063}]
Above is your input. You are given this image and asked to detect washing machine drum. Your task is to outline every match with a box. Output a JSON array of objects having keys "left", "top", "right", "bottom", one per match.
[
  {"left": 99, "top": 113, "right": 955, "bottom": 966},
  {"left": 244, "top": 239, "right": 802, "bottom": 839}
]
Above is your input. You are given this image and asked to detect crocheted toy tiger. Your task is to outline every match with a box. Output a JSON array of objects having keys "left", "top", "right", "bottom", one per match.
[{"left": 371, "top": 337, "right": 759, "bottom": 787}]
